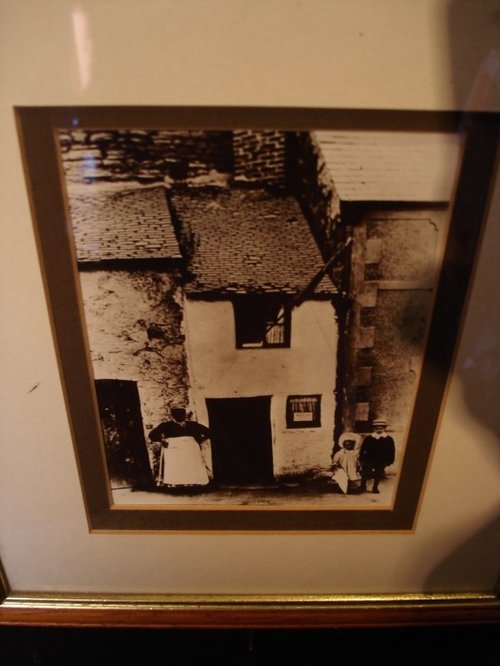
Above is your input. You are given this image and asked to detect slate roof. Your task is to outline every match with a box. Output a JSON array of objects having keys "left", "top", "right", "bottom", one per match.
[
  {"left": 170, "top": 188, "right": 337, "bottom": 296},
  {"left": 315, "top": 130, "right": 460, "bottom": 202},
  {"left": 68, "top": 185, "right": 182, "bottom": 262}
]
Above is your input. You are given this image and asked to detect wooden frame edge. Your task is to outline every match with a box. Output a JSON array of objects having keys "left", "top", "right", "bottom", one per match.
[{"left": 0, "top": 591, "right": 499, "bottom": 628}]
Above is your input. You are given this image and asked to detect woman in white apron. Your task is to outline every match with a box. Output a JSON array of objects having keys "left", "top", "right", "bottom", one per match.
[{"left": 149, "top": 408, "right": 211, "bottom": 488}]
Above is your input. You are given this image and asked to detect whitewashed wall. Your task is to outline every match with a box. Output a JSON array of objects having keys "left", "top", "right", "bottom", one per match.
[{"left": 184, "top": 299, "right": 338, "bottom": 476}]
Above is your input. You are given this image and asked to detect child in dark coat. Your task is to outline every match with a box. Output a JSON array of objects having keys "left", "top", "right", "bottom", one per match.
[{"left": 359, "top": 417, "right": 395, "bottom": 494}]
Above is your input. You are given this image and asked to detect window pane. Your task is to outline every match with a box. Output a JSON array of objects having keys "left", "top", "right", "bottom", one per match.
[
  {"left": 264, "top": 305, "right": 286, "bottom": 345},
  {"left": 286, "top": 395, "right": 321, "bottom": 428},
  {"left": 234, "top": 297, "right": 290, "bottom": 348}
]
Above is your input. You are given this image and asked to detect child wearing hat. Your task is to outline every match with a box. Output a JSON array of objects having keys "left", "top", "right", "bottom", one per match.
[
  {"left": 331, "top": 432, "right": 362, "bottom": 494},
  {"left": 359, "top": 417, "right": 395, "bottom": 494}
]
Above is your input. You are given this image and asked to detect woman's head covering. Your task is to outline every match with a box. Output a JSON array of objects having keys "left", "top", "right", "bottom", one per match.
[{"left": 338, "top": 432, "right": 361, "bottom": 449}]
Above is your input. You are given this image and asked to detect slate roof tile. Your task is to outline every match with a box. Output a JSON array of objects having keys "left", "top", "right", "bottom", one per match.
[
  {"left": 170, "top": 189, "right": 337, "bottom": 296},
  {"left": 315, "top": 131, "right": 460, "bottom": 202},
  {"left": 68, "top": 185, "right": 181, "bottom": 262}
]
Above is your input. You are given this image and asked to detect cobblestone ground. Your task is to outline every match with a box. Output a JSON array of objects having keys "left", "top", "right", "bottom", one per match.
[{"left": 112, "top": 471, "right": 397, "bottom": 508}]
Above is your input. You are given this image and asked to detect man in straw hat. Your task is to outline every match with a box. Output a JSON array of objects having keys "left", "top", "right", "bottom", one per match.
[{"left": 359, "top": 417, "right": 395, "bottom": 494}]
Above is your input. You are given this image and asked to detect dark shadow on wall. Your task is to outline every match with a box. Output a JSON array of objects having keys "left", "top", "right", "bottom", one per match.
[{"left": 424, "top": 0, "right": 500, "bottom": 594}]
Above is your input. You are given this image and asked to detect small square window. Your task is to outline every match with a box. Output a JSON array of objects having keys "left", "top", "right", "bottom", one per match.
[
  {"left": 233, "top": 296, "right": 290, "bottom": 348},
  {"left": 286, "top": 394, "right": 321, "bottom": 428}
]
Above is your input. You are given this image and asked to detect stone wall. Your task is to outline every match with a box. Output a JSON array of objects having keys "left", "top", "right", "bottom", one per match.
[
  {"left": 342, "top": 207, "right": 449, "bottom": 444},
  {"left": 59, "top": 128, "right": 290, "bottom": 189},
  {"left": 78, "top": 268, "right": 190, "bottom": 473},
  {"left": 286, "top": 132, "right": 348, "bottom": 302},
  {"left": 287, "top": 132, "right": 342, "bottom": 255},
  {"left": 59, "top": 129, "right": 234, "bottom": 185},
  {"left": 233, "top": 130, "right": 286, "bottom": 187}
]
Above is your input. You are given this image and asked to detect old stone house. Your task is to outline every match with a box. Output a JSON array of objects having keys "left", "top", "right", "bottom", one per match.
[
  {"left": 171, "top": 186, "right": 339, "bottom": 485},
  {"left": 63, "top": 126, "right": 459, "bottom": 491}
]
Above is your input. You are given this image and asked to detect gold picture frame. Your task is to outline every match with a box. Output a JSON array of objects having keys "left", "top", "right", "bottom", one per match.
[{"left": 1, "top": 105, "right": 498, "bottom": 627}]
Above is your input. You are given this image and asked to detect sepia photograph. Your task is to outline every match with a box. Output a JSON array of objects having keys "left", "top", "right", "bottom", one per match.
[
  {"left": 56, "top": 119, "right": 459, "bottom": 513},
  {"left": 16, "top": 105, "right": 494, "bottom": 531}
]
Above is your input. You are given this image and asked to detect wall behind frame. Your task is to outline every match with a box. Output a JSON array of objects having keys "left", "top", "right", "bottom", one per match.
[{"left": 0, "top": 0, "right": 499, "bottom": 594}]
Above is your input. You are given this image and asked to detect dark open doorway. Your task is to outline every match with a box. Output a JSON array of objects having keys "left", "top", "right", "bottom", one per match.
[
  {"left": 205, "top": 396, "right": 274, "bottom": 487},
  {"left": 94, "top": 379, "right": 153, "bottom": 490}
]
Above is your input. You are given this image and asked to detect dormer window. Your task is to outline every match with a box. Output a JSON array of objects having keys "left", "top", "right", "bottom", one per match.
[{"left": 233, "top": 295, "right": 290, "bottom": 348}]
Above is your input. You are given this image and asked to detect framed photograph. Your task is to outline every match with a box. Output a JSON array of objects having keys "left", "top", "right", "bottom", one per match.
[
  {"left": 1, "top": 0, "right": 499, "bottom": 630},
  {"left": 12, "top": 106, "right": 498, "bottom": 537}
]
